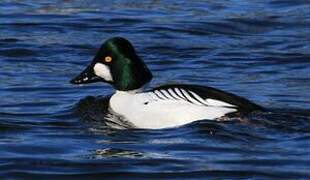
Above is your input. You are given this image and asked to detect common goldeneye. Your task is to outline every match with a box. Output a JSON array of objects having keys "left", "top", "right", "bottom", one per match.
[{"left": 71, "top": 37, "right": 263, "bottom": 129}]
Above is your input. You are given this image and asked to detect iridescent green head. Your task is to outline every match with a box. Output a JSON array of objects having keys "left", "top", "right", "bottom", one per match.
[{"left": 71, "top": 37, "right": 153, "bottom": 91}]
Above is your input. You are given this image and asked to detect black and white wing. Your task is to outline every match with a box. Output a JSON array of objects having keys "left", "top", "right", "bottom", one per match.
[{"left": 149, "top": 84, "right": 263, "bottom": 114}]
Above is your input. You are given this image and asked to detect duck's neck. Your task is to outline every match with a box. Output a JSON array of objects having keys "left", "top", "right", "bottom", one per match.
[
  {"left": 114, "top": 84, "right": 147, "bottom": 95},
  {"left": 114, "top": 87, "right": 143, "bottom": 95}
]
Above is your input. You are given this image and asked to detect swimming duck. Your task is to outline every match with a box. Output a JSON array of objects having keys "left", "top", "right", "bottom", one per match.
[{"left": 71, "top": 37, "right": 263, "bottom": 129}]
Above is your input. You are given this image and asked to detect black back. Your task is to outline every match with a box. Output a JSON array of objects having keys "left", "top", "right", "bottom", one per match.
[{"left": 150, "top": 84, "right": 264, "bottom": 114}]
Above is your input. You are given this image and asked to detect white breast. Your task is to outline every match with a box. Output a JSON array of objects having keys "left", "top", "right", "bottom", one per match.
[{"left": 109, "top": 90, "right": 237, "bottom": 129}]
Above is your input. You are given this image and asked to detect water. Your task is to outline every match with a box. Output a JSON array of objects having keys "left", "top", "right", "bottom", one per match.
[{"left": 0, "top": 0, "right": 310, "bottom": 179}]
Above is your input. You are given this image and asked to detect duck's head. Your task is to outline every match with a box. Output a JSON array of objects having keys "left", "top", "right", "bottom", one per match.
[{"left": 70, "top": 37, "right": 152, "bottom": 91}]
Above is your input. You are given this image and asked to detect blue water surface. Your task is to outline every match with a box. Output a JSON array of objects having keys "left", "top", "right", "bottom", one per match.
[{"left": 0, "top": 0, "right": 310, "bottom": 179}]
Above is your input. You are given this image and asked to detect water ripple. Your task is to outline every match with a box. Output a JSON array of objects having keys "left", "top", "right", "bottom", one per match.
[{"left": 0, "top": 0, "right": 310, "bottom": 179}]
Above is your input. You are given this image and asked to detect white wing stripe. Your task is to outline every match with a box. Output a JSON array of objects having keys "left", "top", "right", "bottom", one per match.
[
  {"left": 188, "top": 90, "right": 209, "bottom": 106},
  {"left": 206, "top": 98, "right": 236, "bottom": 107},
  {"left": 154, "top": 90, "right": 166, "bottom": 100},
  {"left": 160, "top": 90, "right": 174, "bottom": 100},
  {"left": 181, "top": 89, "right": 204, "bottom": 105},
  {"left": 167, "top": 88, "right": 183, "bottom": 100},
  {"left": 149, "top": 92, "right": 160, "bottom": 101},
  {"left": 174, "top": 88, "right": 187, "bottom": 100}
]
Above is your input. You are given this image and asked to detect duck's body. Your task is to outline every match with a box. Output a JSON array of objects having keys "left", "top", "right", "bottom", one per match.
[
  {"left": 71, "top": 37, "right": 263, "bottom": 129},
  {"left": 109, "top": 84, "right": 261, "bottom": 129}
]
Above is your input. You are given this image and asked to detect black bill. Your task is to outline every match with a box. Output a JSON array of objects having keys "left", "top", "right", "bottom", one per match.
[{"left": 70, "top": 65, "right": 101, "bottom": 84}]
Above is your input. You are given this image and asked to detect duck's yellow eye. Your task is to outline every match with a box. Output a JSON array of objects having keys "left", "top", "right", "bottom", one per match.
[{"left": 104, "top": 56, "right": 112, "bottom": 62}]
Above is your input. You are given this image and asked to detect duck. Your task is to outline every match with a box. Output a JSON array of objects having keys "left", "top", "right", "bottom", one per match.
[{"left": 70, "top": 37, "right": 263, "bottom": 129}]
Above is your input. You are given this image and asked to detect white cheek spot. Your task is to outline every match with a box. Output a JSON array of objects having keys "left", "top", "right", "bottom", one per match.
[{"left": 93, "top": 63, "right": 113, "bottom": 81}]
